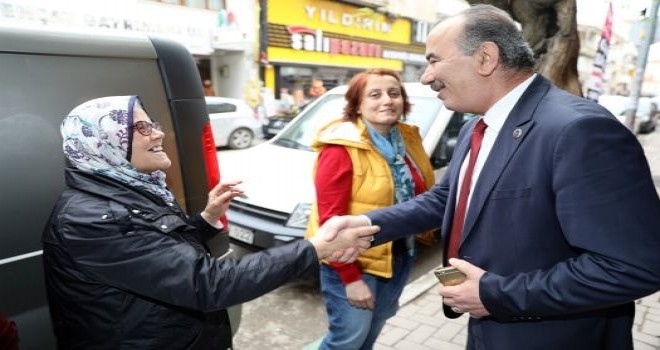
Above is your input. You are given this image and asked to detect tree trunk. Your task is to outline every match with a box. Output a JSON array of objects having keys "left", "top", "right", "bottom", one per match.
[{"left": 465, "top": 0, "right": 582, "bottom": 96}]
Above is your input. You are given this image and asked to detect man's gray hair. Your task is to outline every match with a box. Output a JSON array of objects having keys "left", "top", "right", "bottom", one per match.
[{"left": 455, "top": 4, "right": 535, "bottom": 70}]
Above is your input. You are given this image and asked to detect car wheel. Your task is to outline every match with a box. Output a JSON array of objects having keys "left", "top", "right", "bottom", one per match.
[{"left": 228, "top": 128, "right": 254, "bottom": 149}]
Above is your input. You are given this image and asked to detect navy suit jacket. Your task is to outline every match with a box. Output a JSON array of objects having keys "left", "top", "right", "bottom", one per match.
[{"left": 367, "top": 75, "right": 660, "bottom": 349}]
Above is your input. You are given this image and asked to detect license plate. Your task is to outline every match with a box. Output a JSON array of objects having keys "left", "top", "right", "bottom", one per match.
[
  {"left": 267, "top": 128, "right": 280, "bottom": 134},
  {"left": 228, "top": 225, "right": 254, "bottom": 245}
]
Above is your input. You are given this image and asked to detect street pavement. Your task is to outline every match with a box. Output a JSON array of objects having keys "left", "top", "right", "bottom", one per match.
[{"left": 374, "top": 128, "right": 660, "bottom": 350}]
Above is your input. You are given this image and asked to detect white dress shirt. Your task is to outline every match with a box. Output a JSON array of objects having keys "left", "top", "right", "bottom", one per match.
[{"left": 456, "top": 74, "right": 537, "bottom": 212}]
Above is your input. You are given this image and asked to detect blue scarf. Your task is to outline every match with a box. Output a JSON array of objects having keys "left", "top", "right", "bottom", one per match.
[{"left": 364, "top": 121, "right": 415, "bottom": 205}]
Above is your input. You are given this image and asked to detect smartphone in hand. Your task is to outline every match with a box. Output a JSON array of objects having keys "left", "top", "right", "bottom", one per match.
[{"left": 433, "top": 266, "right": 466, "bottom": 286}]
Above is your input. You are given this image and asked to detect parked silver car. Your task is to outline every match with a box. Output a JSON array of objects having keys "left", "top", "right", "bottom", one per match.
[
  {"left": 206, "top": 97, "right": 263, "bottom": 149},
  {"left": 219, "top": 83, "right": 472, "bottom": 249},
  {"left": 599, "top": 95, "right": 658, "bottom": 134}
]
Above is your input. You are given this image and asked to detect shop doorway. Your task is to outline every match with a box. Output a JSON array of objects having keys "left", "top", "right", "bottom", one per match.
[{"left": 196, "top": 56, "right": 212, "bottom": 81}]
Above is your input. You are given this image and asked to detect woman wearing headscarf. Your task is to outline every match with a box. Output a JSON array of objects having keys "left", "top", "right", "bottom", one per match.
[
  {"left": 306, "top": 69, "right": 435, "bottom": 349},
  {"left": 42, "top": 96, "right": 376, "bottom": 349}
]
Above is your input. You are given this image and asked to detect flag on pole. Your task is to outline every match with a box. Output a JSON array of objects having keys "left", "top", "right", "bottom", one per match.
[{"left": 586, "top": 2, "right": 614, "bottom": 102}]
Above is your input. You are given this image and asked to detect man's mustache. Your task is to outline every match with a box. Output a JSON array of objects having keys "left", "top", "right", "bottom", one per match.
[{"left": 428, "top": 80, "right": 445, "bottom": 92}]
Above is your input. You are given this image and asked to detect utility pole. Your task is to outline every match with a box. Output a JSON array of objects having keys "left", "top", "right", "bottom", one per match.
[{"left": 625, "top": 0, "right": 658, "bottom": 132}]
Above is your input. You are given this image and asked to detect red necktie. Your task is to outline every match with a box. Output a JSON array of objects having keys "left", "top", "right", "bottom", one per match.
[{"left": 447, "top": 119, "right": 487, "bottom": 261}]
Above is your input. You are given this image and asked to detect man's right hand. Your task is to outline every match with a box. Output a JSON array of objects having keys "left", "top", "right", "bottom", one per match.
[
  {"left": 310, "top": 215, "right": 377, "bottom": 263},
  {"left": 318, "top": 215, "right": 372, "bottom": 242}
]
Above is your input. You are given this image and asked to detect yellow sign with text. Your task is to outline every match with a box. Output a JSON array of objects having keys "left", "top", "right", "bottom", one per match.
[
  {"left": 268, "top": 47, "right": 403, "bottom": 70},
  {"left": 268, "top": 0, "right": 410, "bottom": 44}
]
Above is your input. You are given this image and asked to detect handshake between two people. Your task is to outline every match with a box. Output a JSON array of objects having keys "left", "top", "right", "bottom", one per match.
[
  {"left": 201, "top": 181, "right": 378, "bottom": 264},
  {"left": 308, "top": 215, "right": 378, "bottom": 263}
]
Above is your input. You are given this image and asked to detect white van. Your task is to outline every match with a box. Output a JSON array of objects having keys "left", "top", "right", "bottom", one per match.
[
  {"left": 219, "top": 83, "right": 472, "bottom": 249},
  {"left": 0, "top": 25, "right": 238, "bottom": 349}
]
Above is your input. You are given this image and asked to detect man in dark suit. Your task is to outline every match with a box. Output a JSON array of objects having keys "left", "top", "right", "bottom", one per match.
[{"left": 318, "top": 4, "right": 660, "bottom": 349}]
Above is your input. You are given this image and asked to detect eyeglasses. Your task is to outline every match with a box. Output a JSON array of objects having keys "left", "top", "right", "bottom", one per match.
[{"left": 131, "top": 121, "right": 162, "bottom": 136}]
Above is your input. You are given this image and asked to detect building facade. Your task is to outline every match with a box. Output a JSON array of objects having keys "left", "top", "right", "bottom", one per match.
[
  {"left": 578, "top": 23, "right": 636, "bottom": 96},
  {"left": 576, "top": 0, "right": 659, "bottom": 98},
  {"left": 260, "top": 0, "right": 426, "bottom": 101},
  {"left": 0, "top": 0, "right": 257, "bottom": 99}
]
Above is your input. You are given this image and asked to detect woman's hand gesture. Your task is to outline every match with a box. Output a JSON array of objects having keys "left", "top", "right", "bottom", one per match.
[{"left": 201, "top": 181, "right": 245, "bottom": 225}]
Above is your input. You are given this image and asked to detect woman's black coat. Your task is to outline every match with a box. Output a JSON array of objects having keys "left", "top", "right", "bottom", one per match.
[{"left": 42, "top": 169, "right": 319, "bottom": 349}]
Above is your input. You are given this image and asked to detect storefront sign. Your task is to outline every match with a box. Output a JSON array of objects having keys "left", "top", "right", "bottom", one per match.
[
  {"left": 382, "top": 49, "right": 426, "bottom": 64},
  {"left": 0, "top": 0, "right": 217, "bottom": 55},
  {"left": 267, "top": 0, "right": 420, "bottom": 71},
  {"left": 212, "top": 28, "right": 248, "bottom": 48},
  {"left": 288, "top": 26, "right": 381, "bottom": 57},
  {"left": 303, "top": 5, "right": 391, "bottom": 33},
  {"left": 269, "top": 0, "right": 410, "bottom": 44}
]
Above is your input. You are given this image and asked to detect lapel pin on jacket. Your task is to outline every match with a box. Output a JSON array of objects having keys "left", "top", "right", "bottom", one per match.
[{"left": 513, "top": 128, "right": 523, "bottom": 139}]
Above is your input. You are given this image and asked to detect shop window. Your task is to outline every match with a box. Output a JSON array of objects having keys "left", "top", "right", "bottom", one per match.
[
  {"left": 196, "top": 57, "right": 211, "bottom": 82},
  {"left": 412, "top": 21, "right": 430, "bottom": 44},
  {"left": 185, "top": 0, "right": 206, "bottom": 8},
  {"left": 209, "top": 0, "right": 224, "bottom": 10},
  {"left": 280, "top": 67, "right": 313, "bottom": 98}
]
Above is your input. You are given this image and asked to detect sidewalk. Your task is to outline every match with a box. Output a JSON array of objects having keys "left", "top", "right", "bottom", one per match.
[{"left": 376, "top": 129, "right": 660, "bottom": 350}]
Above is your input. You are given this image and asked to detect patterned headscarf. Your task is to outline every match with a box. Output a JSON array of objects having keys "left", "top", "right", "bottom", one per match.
[{"left": 61, "top": 96, "right": 174, "bottom": 203}]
